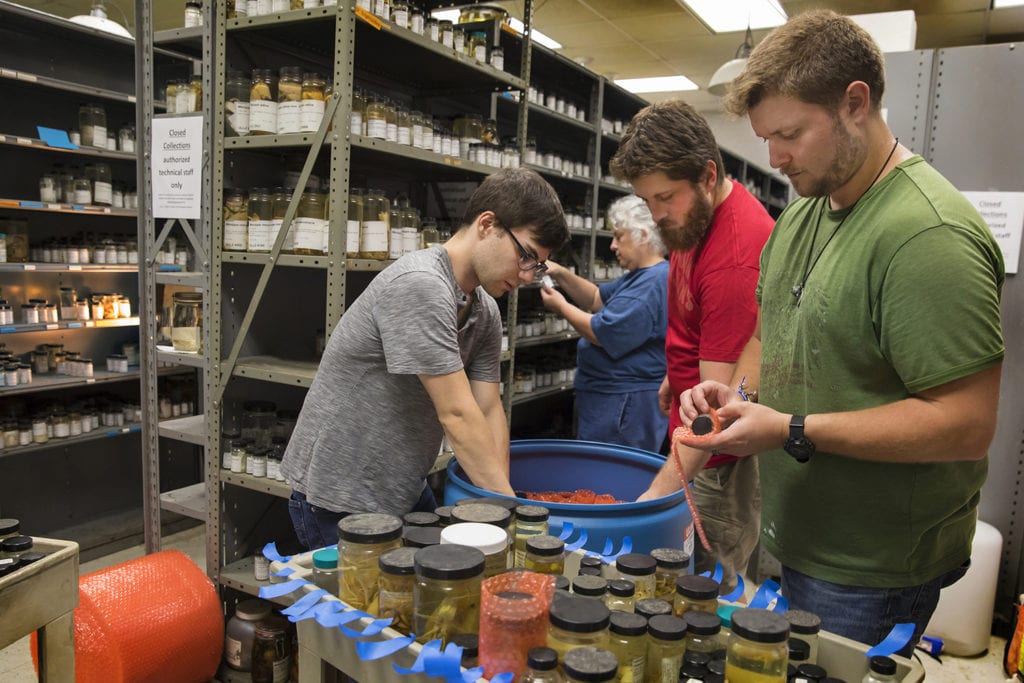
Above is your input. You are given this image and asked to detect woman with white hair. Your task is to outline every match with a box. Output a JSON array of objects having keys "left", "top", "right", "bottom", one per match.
[{"left": 540, "top": 194, "right": 669, "bottom": 452}]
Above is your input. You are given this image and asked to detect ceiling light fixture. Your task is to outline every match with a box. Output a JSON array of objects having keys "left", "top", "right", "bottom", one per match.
[
  {"left": 70, "top": 0, "right": 133, "bottom": 39},
  {"left": 677, "top": 0, "right": 786, "bottom": 34},
  {"left": 614, "top": 76, "right": 699, "bottom": 94},
  {"left": 992, "top": 0, "right": 1024, "bottom": 8},
  {"left": 707, "top": 24, "right": 754, "bottom": 96},
  {"left": 431, "top": 9, "right": 562, "bottom": 50}
]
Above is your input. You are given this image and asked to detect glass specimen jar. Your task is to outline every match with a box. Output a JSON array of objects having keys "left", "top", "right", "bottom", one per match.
[
  {"left": 413, "top": 543, "right": 485, "bottom": 645},
  {"left": 171, "top": 291, "right": 203, "bottom": 352},
  {"left": 337, "top": 513, "right": 403, "bottom": 612},
  {"left": 223, "top": 188, "right": 249, "bottom": 251}
]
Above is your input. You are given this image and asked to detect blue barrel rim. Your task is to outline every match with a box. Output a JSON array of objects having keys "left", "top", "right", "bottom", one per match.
[{"left": 446, "top": 438, "right": 687, "bottom": 511}]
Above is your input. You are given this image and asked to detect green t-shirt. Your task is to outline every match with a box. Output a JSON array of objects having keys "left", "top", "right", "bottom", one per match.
[{"left": 756, "top": 156, "right": 1004, "bottom": 587}]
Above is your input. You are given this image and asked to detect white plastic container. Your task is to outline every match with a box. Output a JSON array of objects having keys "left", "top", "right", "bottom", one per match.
[{"left": 924, "top": 520, "right": 1002, "bottom": 656}]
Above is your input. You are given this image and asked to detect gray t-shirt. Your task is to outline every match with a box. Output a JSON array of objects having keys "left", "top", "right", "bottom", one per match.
[{"left": 280, "top": 246, "right": 502, "bottom": 514}]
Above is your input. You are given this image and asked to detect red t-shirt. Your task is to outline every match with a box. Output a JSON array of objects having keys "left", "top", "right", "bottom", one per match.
[{"left": 666, "top": 182, "right": 774, "bottom": 467}]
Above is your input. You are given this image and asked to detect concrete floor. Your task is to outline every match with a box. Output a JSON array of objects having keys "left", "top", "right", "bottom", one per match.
[{"left": 0, "top": 524, "right": 1013, "bottom": 681}]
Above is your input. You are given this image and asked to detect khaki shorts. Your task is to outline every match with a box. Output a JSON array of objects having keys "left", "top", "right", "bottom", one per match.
[{"left": 691, "top": 456, "right": 761, "bottom": 594}]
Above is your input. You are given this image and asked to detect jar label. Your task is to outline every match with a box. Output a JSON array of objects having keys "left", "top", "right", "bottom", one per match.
[
  {"left": 92, "top": 126, "right": 107, "bottom": 148},
  {"left": 475, "top": 45, "right": 487, "bottom": 62},
  {"left": 272, "top": 658, "right": 290, "bottom": 683},
  {"left": 248, "top": 219, "right": 274, "bottom": 251},
  {"left": 373, "top": 0, "right": 387, "bottom": 19},
  {"left": 225, "top": 636, "right": 243, "bottom": 667},
  {"left": 283, "top": 221, "right": 296, "bottom": 252},
  {"left": 401, "top": 227, "right": 419, "bottom": 254},
  {"left": 386, "top": 122, "right": 398, "bottom": 143},
  {"left": 346, "top": 219, "right": 360, "bottom": 254},
  {"left": 224, "top": 220, "right": 248, "bottom": 250},
  {"left": 304, "top": 0, "right": 319, "bottom": 7},
  {"left": 277, "top": 101, "right": 301, "bottom": 134},
  {"left": 411, "top": 15, "right": 424, "bottom": 33},
  {"left": 367, "top": 117, "right": 387, "bottom": 139},
  {"left": 177, "top": 88, "right": 197, "bottom": 113},
  {"left": 659, "top": 654, "right": 683, "bottom": 683},
  {"left": 267, "top": 460, "right": 281, "bottom": 479},
  {"left": 299, "top": 99, "right": 325, "bottom": 132},
  {"left": 361, "top": 220, "right": 388, "bottom": 253},
  {"left": 389, "top": 228, "right": 403, "bottom": 259},
  {"left": 249, "top": 100, "right": 278, "bottom": 134},
  {"left": 252, "top": 459, "right": 267, "bottom": 478},
  {"left": 228, "top": 100, "right": 251, "bottom": 136},
  {"left": 74, "top": 189, "right": 92, "bottom": 204},
  {"left": 393, "top": 9, "right": 408, "bottom": 27},
  {"left": 412, "top": 124, "right": 423, "bottom": 148},
  {"left": 350, "top": 112, "right": 363, "bottom": 136},
  {"left": 293, "top": 217, "right": 328, "bottom": 252},
  {"left": 272, "top": 0, "right": 288, "bottom": 11},
  {"left": 94, "top": 181, "right": 113, "bottom": 206},
  {"left": 629, "top": 655, "right": 646, "bottom": 682},
  {"left": 397, "top": 125, "right": 411, "bottom": 146}
]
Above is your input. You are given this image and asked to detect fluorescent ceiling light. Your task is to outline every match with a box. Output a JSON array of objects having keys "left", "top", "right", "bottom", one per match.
[
  {"left": 431, "top": 9, "right": 562, "bottom": 50},
  {"left": 992, "top": 0, "right": 1024, "bottom": 7},
  {"left": 70, "top": 0, "right": 133, "bottom": 39},
  {"left": 615, "top": 76, "right": 699, "bottom": 94},
  {"left": 677, "top": 0, "right": 787, "bottom": 33}
]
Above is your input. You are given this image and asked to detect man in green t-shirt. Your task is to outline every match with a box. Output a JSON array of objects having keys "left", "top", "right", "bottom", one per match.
[{"left": 672, "top": 10, "right": 1004, "bottom": 656}]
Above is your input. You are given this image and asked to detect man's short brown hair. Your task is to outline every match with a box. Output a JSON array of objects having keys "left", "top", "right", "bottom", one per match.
[
  {"left": 610, "top": 100, "right": 724, "bottom": 188},
  {"left": 724, "top": 10, "right": 885, "bottom": 117}
]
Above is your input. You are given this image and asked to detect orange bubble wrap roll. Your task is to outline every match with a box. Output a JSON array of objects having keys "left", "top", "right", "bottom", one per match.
[
  {"left": 478, "top": 571, "right": 556, "bottom": 679},
  {"left": 33, "top": 549, "right": 223, "bottom": 683}
]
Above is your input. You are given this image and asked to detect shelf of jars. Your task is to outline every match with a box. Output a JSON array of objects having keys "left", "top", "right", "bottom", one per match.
[
  {"left": 0, "top": 198, "right": 136, "bottom": 217},
  {"left": 568, "top": 227, "right": 593, "bottom": 238},
  {"left": 513, "top": 330, "right": 580, "bottom": 349},
  {"left": 159, "top": 481, "right": 207, "bottom": 521},
  {"left": 0, "top": 366, "right": 185, "bottom": 399},
  {"left": 0, "top": 263, "right": 137, "bottom": 273},
  {"left": 0, "top": 66, "right": 142, "bottom": 107},
  {"left": 0, "top": 422, "right": 141, "bottom": 460},
  {"left": 351, "top": 134, "right": 496, "bottom": 176},
  {"left": 153, "top": 25, "right": 205, "bottom": 52},
  {"left": 158, "top": 413, "right": 207, "bottom": 446},
  {"left": 154, "top": 271, "right": 206, "bottom": 287},
  {"left": 522, "top": 163, "right": 594, "bottom": 187},
  {"left": 223, "top": 132, "right": 324, "bottom": 150},
  {"left": 220, "top": 556, "right": 285, "bottom": 603},
  {"left": 221, "top": 251, "right": 330, "bottom": 269},
  {"left": 511, "top": 383, "right": 574, "bottom": 407},
  {"left": 602, "top": 131, "right": 622, "bottom": 144},
  {"left": 598, "top": 179, "right": 631, "bottom": 195},
  {"left": 231, "top": 355, "right": 319, "bottom": 388},
  {"left": 221, "top": 471, "right": 292, "bottom": 500},
  {"left": 0, "top": 134, "right": 136, "bottom": 162},
  {"left": 0, "top": 316, "right": 139, "bottom": 336},
  {"left": 156, "top": 346, "right": 207, "bottom": 369}
]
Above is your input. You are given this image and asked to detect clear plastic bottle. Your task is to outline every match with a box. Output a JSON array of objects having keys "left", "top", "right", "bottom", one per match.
[
  {"left": 276, "top": 66, "right": 303, "bottom": 134},
  {"left": 223, "top": 188, "right": 248, "bottom": 251},
  {"left": 225, "top": 69, "right": 250, "bottom": 136},
  {"left": 249, "top": 69, "right": 277, "bottom": 135},
  {"left": 346, "top": 187, "right": 364, "bottom": 258},
  {"left": 312, "top": 547, "right": 340, "bottom": 593},
  {"left": 518, "top": 646, "right": 565, "bottom": 683},
  {"left": 360, "top": 189, "right": 390, "bottom": 259},
  {"left": 607, "top": 611, "right": 647, "bottom": 683},
  {"left": 862, "top": 655, "right": 898, "bottom": 683}
]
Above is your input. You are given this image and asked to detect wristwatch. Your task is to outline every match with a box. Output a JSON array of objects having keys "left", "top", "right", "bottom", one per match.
[{"left": 784, "top": 415, "right": 815, "bottom": 463}]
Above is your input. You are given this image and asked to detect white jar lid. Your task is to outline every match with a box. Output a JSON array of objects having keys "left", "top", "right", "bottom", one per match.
[{"left": 440, "top": 522, "right": 508, "bottom": 555}]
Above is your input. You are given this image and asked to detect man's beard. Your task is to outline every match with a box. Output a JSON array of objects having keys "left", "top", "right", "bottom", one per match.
[
  {"left": 657, "top": 190, "right": 714, "bottom": 252},
  {"left": 800, "top": 117, "right": 867, "bottom": 198}
]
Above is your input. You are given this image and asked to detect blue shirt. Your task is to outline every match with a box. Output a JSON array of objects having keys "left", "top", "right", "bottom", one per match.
[{"left": 574, "top": 260, "right": 669, "bottom": 394}]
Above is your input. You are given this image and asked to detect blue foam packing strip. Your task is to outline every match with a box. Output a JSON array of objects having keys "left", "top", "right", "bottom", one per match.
[
  {"left": 290, "top": 601, "right": 342, "bottom": 623},
  {"left": 258, "top": 578, "right": 308, "bottom": 599},
  {"left": 316, "top": 609, "right": 372, "bottom": 628},
  {"left": 721, "top": 573, "right": 745, "bottom": 603},
  {"left": 340, "top": 617, "right": 393, "bottom": 638},
  {"left": 281, "top": 588, "right": 327, "bottom": 617},
  {"left": 262, "top": 541, "right": 291, "bottom": 563},
  {"left": 866, "top": 622, "right": 916, "bottom": 658},
  {"left": 357, "top": 634, "right": 416, "bottom": 661}
]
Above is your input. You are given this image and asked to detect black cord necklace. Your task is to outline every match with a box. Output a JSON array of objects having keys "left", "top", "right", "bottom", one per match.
[{"left": 791, "top": 137, "right": 900, "bottom": 302}]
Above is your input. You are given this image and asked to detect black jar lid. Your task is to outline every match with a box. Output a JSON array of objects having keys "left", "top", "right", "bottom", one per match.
[
  {"left": 337, "top": 512, "right": 403, "bottom": 544},
  {"left": 379, "top": 547, "right": 418, "bottom": 575},
  {"left": 554, "top": 575, "right": 570, "bottom": 591},
  {"left": 789, "top": 637, "right": 811, "bottom": 661},
  {"left": 563, "top": 646, "right": 618, "bottom": 683},
  {"left": 433, "top": 505, "right": 454, "bottom": 525},
  {"left": 413, "top": 543, "right": 485, "bottom": 580},
  {"left": 527, "top": 646, "right": 559, "bottom": 671},
  {"left": 571, "top": 575, "right": 607, "bottom": 597},
  {"left": 707, "top": 657, "right": 726, "bottom": 675},
  {"left": 579, "top": 555, "right": 604, "bottom": 570},
  {"left": 607, "top": 579, "right": 635, "bottom": 597},
  {"left": 730, "top": 608, "right": 790, "bottom": 643},
  {"left": 675, "top": 574, "right": 719, "bottom": 600},
  {"left": 526, "top": 534, "right": 564, "bottom": 556},
  {"left": 615, "top": 553, "right": 656, "bottom": 576},
  {"left": 683, "top": 609, "right": 721, "bottom": 635},
  {"left": 650, "top": 547, "right": 690, "bottom": 570},
  {"left": 0, "top": 518, "right": 20, "bottom": 536},
  {"left": 796, "top": 663, "right": 828, "bottom": 680},
  {"left": 609, "top": 611, "right": 647, "bottom": 637},
  {"left": 868, "top": 655, "right": 897, "bottom": 676},
  {"left": 1, "top": 535, "right": 33, "bottom": 553},
  {"left": 402, "top": 526, "right": 442, "bottom": 549},
  {"left": 648, "top": 614, "right": 687, "bottom": 641},
  {"left": 785, "top": 609, "right": 822, "bottom": 635},
  {"left": 403, "top": 511, "right": 440, "bottom": 527},
  {"left": 635, "top": 598, "right": 673, "bottom": 620},
  {"left": 578, "top": 566, "right": 602, "bottom": 577},
  {"left": 680, "top": 659, "right": 708, "bottom": 679},
  {"left": 17, "top": 551, "right": 46, "bottom": 566},
  {"left": 549, "top": 594, "right": 611, "bottom": 632},
  {"left": 684, "top": 650, "right": 711, "bottom": 667},
  {"left": 451, "top": 632, "right": 478, "bottom": 658},
  {"left": 515, "top": 504, "right": 549, "bottom": 522},
  {"left": 450, "top": 503, "right": 512, "bottom": 529}
]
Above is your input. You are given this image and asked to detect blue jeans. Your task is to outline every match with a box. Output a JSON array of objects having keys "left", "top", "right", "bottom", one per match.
[
  {"left": 780, "top": 561, "right": 969, "bottom": 658},
  {"left": 576, "top": 389, "right": 667, "bottom": 454},
  {"left": 287, "top": 485, "right": 437, "bottom": 550}
]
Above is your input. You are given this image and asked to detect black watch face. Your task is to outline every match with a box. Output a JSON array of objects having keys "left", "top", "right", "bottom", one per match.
[{"left": 785, "top": 437, "right": 814, "bottom": 463}]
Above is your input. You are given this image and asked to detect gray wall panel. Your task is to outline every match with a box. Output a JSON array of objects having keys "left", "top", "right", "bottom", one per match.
[{"left": 882, "top": 50, "right": 933, "bottom": 156}]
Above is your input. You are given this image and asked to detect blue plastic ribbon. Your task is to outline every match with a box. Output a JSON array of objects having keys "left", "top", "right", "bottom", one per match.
[
  {"left": 600, "top": 537, "right": 615, "bottom": 556},
  {"left": 423, "top": 642, "right": 470, "bottom": 683},
  {"left": 866, "top": 623, "right": 916, "bottom": 658},
  {"left": 258, "top": 578, "right": 309, "bottom": 599},
  {"left": 290, "top": 601, "right": 342, "bottom": 623},
  {"left": 699, "top": 562, "right": 724, "bottom": 585},
  {"left": 341, "top": 617, "right": 394, "bottom": 638},
  {"left": 600, "top": 536, "right": 633, "bottom": 563},
  {"left": 749, "top": 579, "right": 788, "bottom": 612},
  {"left": 565, "top": 529, "right": 589, "bottom": 552},
  {"left": 262, "top": 541, "right": 292, "bottom": 563},
  {"left": 556, "top": 521, "right": 575, "bottom": 541},
  {"left": 721, "top": 573, "right": 746, "bottom": 603},
  {"left": 394, "top": 639, "right": 443, "bottom": 675},
  {"left": 357, "top": 633, "right": 416, "bottom": 660},
  {"left": 281, "top": 588, "right": 328, "bottom": 617},
  {"left": 272, "top": 566, "right": 296, "bottom": 577},
  {"left": 488, "top": 672, "right": 515, "bottom": 683},
  {"left": 316, "top": 609, "right": 373, "bottom": 628}
]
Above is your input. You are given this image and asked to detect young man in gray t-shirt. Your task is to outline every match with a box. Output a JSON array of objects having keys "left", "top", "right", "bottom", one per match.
[{"left": 282, "top": 168, "right": 568, "bottom": 549}]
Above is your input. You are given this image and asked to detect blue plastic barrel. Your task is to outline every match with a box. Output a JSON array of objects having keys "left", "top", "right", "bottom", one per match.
[{"left": 445, "top": 439, "right": 692, "bottom": 555}]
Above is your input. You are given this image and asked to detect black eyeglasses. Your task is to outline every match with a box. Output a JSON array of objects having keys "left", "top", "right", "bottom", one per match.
[{"left": 505, "top": 228, "right": 548, "bottom": 275}]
